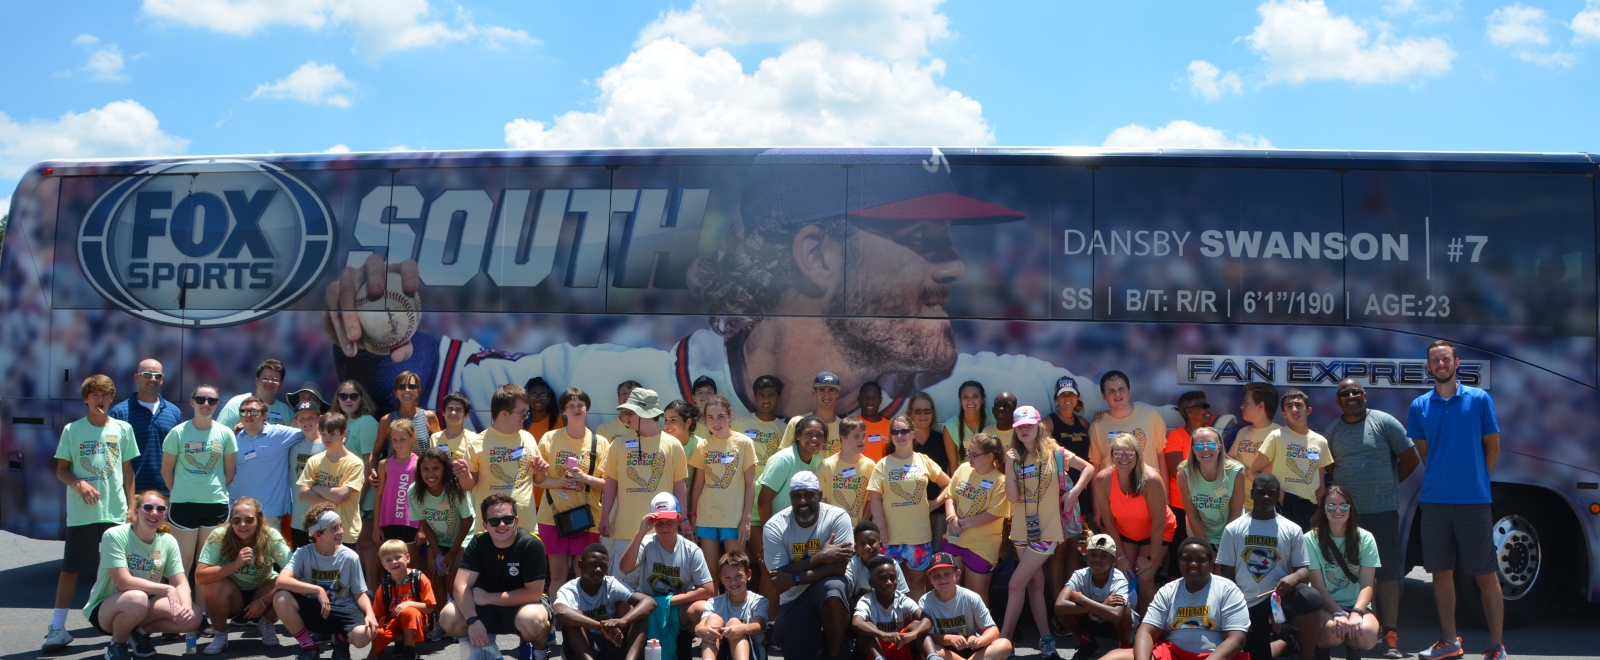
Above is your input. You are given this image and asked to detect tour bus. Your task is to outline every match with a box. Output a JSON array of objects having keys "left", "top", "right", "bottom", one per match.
[{"left": 2, "top": 147, "right": 1597, "bottom": 627}]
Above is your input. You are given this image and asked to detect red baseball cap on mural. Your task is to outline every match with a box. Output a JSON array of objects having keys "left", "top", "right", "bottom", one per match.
[{"left": 740, "top": 148, "right": 1026, "bottom": 230}]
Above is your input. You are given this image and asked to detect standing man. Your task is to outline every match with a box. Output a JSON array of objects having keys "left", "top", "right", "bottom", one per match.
[
  {"left": 218, "top": 359, "right": 293, "bottom": 428},
  {"left": 1324, "top": 378, "right": 1420, "bottom": 659},
  {"left": 1088, "top": 371, "right": 1168, "bottom": 480},
  {"left": 763, "top": 471, "right": 855, "bottom": 660},
  {"left": 1407, "top": 341, "right": 1506, "bottom": 660},
  {"left": 109, "top": 359, "right": 182, "bottom": 495},
  {"left": 231, "top": 396, "right": 306, "bottom": 535},
  {"left": 595, "top": 380, "right": 642, "bottom": 443},
  {"left": 596, "top": 388, "right": 689, "bottom": 584},
  {"left": 779, "top": 373, "right": 844, "bottom": 456}
]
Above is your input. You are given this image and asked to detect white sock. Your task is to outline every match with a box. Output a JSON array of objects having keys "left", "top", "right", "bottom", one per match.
[{"left": 51, "top": 608, "right": 67, "bottom": 628}]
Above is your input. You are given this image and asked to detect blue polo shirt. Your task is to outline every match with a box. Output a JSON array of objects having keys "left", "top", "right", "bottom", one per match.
[
  {"left": 1405, "top": 382, "right": 1499, "bottom": 505},
  {"left": 232, "top": 424, "right": 304, "bottom": 517},
  {"left": 109, "top": 397, "right": 183, "bottom": 495}
]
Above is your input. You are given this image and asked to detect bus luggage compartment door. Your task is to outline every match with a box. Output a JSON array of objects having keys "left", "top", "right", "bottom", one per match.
[{"left": 0, "top": 399, "right": 64, "bottom": 540}]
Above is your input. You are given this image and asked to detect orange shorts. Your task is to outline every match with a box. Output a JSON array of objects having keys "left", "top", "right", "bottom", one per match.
[
  {"left": 371, "top": 607, "right": 427, "bottom": 654},
  {"left": 1151, "top": 641, "right": 1250, "bottom": 660}
]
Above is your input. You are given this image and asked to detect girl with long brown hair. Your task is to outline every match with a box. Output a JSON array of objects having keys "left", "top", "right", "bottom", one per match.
[
  {"left": 195, "top": 496, "right": 293, "bottom": 653},
  {"left": 1305, "top": 485, "right": 1382, "bottom": 653}
]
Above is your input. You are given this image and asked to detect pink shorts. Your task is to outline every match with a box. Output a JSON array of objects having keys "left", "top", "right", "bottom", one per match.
[
  {"left": 538, "top": 524, "right": 601, "bottom": 556},
  {"left": 941, "top": 543, "right": 994, "bottom": 574}
]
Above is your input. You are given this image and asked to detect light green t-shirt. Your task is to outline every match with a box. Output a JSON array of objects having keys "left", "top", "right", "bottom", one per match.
[
  {"left": 217, "top": 394, "right": 294, "bottom": 428},
  {"left": 346, "top": 415, "right": 379, "bottom": 512},
  {"left": 198, "top": 525, "right": 292, "bottom": 590},
  {"left": 1305, "top": 528, "right": 1380, "bottom": 607},
  {"left": 83, "top": 524, "right": 183, "bottom": 619},
  {"left": 755, "top": 444, "right": 825, "bottom": 517},
  {"left": 54, "top": 417, "right": 140, "bottom": 526},
  {"left": 407, "top": 483, "right": 475, "bottom": 548},
  {"left": 161, "top": 422, "right": 238, "bottom": 504}
]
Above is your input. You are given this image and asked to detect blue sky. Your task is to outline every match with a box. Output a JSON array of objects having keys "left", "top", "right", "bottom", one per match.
[{"left": 4, "top": 0, "right": 1600, "bottom": 209}]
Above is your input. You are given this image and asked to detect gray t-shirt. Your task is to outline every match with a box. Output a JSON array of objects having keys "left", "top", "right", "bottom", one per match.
[
  {"left": 1323, "top": 410, "right": 1413, "bottom": 514},
  {"left": 286, "top": 544, "right": 367, "bottom": 608},
  {"left": 1066, "top": 567, "right": 1135, "bottom": 621},
  {"left": 845, "top": 554, "right": 910, "bottom": 600},
  {"left": 554, "top": 576, "right": 635, "bottom": 625},
  {"left": 854, "top": 591, "right": 922, "bottom": 633},
  {"left": 762, "top": 502, "right": 853, "bottom": 604},
  {"left": 703, "top": 591, "right": 769, "bottom": 644},
  {"left": 1144, "top": 575, "right": 1251, "bottom": 654},
  {"left": 918, "top": 586, "right": 995, "bottom": 638},
  {"left": 637, "top": 534, "right": 713, "bottom": 598},
  {"left": 1216, "top": 514, "right": 1308, "bottom": 606}
]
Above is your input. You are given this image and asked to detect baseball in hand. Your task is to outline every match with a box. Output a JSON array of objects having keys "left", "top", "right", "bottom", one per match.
[{"left": 357, "top": 273, "right": 420, "bottom": 353}]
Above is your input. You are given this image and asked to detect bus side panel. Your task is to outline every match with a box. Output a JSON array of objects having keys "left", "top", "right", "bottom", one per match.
[
  {"left": 0, "top": 399, "right": 64, "bottom": 539},
  {"left": 1, "top": 176, "right": 61, "bottom": 400}
]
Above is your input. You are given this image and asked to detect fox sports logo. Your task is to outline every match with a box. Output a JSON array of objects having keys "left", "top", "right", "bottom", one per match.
[{"left": 77, "top": 159, "right": 333, "bottom": 327}]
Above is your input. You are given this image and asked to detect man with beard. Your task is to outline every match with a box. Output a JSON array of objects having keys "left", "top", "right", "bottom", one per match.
[
  {"left": 321, "top": 149, "right": 1095, "bottom": 431},
  {"left": 763, "top": 470, "right": 854, "bottom": 660}
]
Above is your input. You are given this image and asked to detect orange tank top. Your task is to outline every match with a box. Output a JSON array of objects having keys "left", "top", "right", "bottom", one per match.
[{"left": 1110, "top": 471, "right": 1178, "bottom": 542}]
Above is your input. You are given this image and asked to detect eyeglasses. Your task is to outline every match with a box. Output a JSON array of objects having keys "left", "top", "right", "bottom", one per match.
[
  {"left": 396, "top": 383, "right": 420, "bottom": 391},
  {"left": 1192, "top": 441, "right": 1219, "bottom": 452},
  {"left": 138, "top": 372, "right": 164, "bottom": 380},
  {"left": 1111, "top": 450, "right": 1138, "bottom": 459},
  {"left": 910, "top": 408, "right": 934, "bottom": 416},
  {"left": 140, "top": 504, "right": 169, "bottom": 514},
  {"left": 890, "top": 428, "right": 913, "bottom": 436},
  {"left": 1337, "top": 391, "right": 1364, "bottom": 398},
  {"left": 192, "top": 396, "right": 219, "bottom": 406},
  {"left": 519, "top": 410, "right": 532, "bottom": 420},
  {"left": 240, "top": 409, "right": 264, "bottom": 417},
  {"left": 259, "top": 377, "right": 282, "bottom": 384},
  {"left": 485, "top": 515, "right": 518, "bottom": 528},
  {"left": 965, "top": 450, "right": 990, "bottom": 459},
  {"left": 1324, "top": 503, "right": 1351, "bottom": 514},
  {"left": 337, "top": 392, "right": 362, "bottom": 401},
  {"left": 231, "top": 516, "right": 257, "bottom": 525}
]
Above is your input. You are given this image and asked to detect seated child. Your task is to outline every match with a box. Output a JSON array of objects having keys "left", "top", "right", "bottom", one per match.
[
  {"left": 844, "top": 521, "right": 910, "bottom": 603},
  {"left": 852, "top": 555, "right": 936, "bottom": 660},
  {"left": 918, "top": 552, "right": 1012, "bottom": 660},
  {"left": 371, "top": 540, "right": 436, "bottom": 660},
  {"left": 1055, "top": 534, "right": 1137, "bottom": 660},
  {"left": 553, "top": 543, "right": 656, "bottom": 660},
  {"left": 692, "top": 552, "right": 770, "bottom": 660}
]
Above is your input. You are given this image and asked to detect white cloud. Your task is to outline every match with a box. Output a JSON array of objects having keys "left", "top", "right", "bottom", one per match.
[
  {"left": 322, "top": 144, "right": 351, "bottom": 153},
  {"left": 251, "top": 61, "right": 356, "bottom": 108},
  {"left": 1102, "top": 120, "right": 1273, "bottom": 149},
  {"left": 1487, "top": 4, "right": 1549, "bottom": 45},
  {"left": 72, "top": 34, "right": 100, "bottom": 46},
  {"left": 1246, "top": 0, "right": 1455, "bottom": 84},
  {"left": 0, "top": 100, "right": 189, "bottom": 179},
  {"left": 638, "top": 0, "right": 951, "bottom": 60},
  {"left": 1574, "top": 0, "right": 1600, "bottom": 42},
  {"left": 385, "top": 145, "right": 411, "bottom": 151},
  {"left": 71, "top": 34, "right": 128, "bottom": 81},
  {"left": 139, "top": 0, "right": 534, "bottom": 59},
  {"left": 1513, "top": 50, "right": 1579, "bottom": 66},
  {"left": 1187, "top": 61, "right": 1241, "bottom": 100},
  {"left": 1384, "top": 0, "right": 1459, "bottom": 23}
]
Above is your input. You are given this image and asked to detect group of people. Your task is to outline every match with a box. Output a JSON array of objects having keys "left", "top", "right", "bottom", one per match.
[{"left": 41, "top": 339, "right": 1509, "bottom": 660}]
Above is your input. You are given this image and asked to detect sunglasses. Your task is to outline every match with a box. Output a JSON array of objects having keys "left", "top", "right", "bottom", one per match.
[
  {"left": 231, "top": 516, "right": 257, "bottom": 525},
  {"left": 259, "top": 377, "right": 282, "bottom": 384},
  {"left": 1186, "top": 403, "right": 1211, "bottom": 410},
  {"left": 1111, "top": 450, "right": 1138, "bottom": 459},
  {"left": 240, "top": 409, "right": 264, "bottom": 417},
  {"left": 1325, "top": 503, "right": 1352, "bottom": 514},
  {"left": 890, "top": 428, "right": 913, "bottom": 436},
  {"left": 337, "top": 392, "right": 362, "bottom": 401},
  {"left": 1192, "top": 441, "right": 1219, "bottom": 452},
  {"left": 192, "top": 396, "right": 219, "bottom": 406},
  {"left": 138, "top": 372, "right": 164, "bottom": 380},
  {"left": 1337, "top": 391, "right": 1364, "bottom": 398},
  {"left": 396, "top": 383, "right": 421, "bottom": 391},
  {"left": 485, "top": 515, "right": 518, "bottom": 528},
  {"left": 140, "top": 504, "right": 169, "bottom": 514}
]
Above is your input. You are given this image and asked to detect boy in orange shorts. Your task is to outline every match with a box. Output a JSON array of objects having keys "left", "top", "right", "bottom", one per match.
[{"left": 372, "top": 539, "right": 436, "bottom": 660}]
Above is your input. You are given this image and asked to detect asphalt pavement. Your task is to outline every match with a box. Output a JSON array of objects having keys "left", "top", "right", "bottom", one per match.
[{"left": 1, "top": 530, "right": 1596, "bottom": 660}]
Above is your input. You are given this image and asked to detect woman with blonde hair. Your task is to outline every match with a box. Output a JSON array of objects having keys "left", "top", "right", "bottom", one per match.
[
  {"left": 195, "top": 496, "right": 293, "bottom": 653},
  {"left": 83, "top": 490, "right": 200, "bottom": 660},
  {"left": 1094, "top": 432, "right": 1176, "bottom": 613},
  {"left": 1177, "top": 426, "right": 1247, "bottom": 556}
]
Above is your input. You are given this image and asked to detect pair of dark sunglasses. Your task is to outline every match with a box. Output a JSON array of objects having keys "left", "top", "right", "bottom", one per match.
[
  {"left": 485, "top": 514, "right": 518, "bottom": 528},
  {"left": 140, "top": 504, "right": 168, "bottom": 514},
  {"left": 192, "top": 396, "right": 219, "bottom": 406},
  {"left": 231, "top": 516, "right": 257, "bottom": 525},
  {"left": 337, "top": 392, "right": 363, "bottom": 401},
  {"left": 396, "top": 383, "right": 421, "bottom": 391}
]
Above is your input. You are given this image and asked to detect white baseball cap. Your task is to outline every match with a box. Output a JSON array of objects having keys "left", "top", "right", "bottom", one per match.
[{"left": 649, "top": 492, "right": 680, "bottom": 520}]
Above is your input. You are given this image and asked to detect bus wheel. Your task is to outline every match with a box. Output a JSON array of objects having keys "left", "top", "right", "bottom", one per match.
[{"left": 1456, "top": 487, "right": 1560, "bottom": 629}]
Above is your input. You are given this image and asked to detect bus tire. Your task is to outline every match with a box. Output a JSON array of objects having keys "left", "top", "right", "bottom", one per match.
[{"left": 1455, "top": 486, "right": 1560, "bottom": 629}]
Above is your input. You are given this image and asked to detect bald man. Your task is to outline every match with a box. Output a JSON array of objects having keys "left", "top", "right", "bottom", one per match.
[{"left": 108, "top": 358, "right": 183, "bottom": 494}]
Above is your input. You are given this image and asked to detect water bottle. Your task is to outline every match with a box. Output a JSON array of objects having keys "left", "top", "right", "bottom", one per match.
[
  {"left": 184, "top": 634, "right": 197, "bottom": 655},
  {"left": 644, "top": 638, "right": 661, "bottom": 660},
  {"left": 1269, "top": 592, "right": 1286, "bottom": 624}
]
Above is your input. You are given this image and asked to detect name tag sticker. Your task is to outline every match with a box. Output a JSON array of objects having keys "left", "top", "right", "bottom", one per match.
[
  {"left": 979, "top": 479, "right": 994, "bottom": 489},
  {"left": 868, "top": 435, "right": 883, "bottom": 443},
  {"left": 1215, "top": 485, "right": 1229, "bottom": 497},
  {"left": 744, "top": 430, "right": 758, "bottom": 437},
  {"left": 437, "top": 444, "right": 449, "bottom": 453},
  {"left": 1307, "top": 450, "right": 1321, "bottom": 462},
  {"left": 842, "top": 467, "right": 856, "bottom": 479},
  {"left": 186, "top": 441, "right": 203, "bottom": 452},
  {"left": 510, "top": 447, "right": 526, "bottom": 460},
  {"left": 241, "top": 450, "right": 258, "bottom": 462},
  {"left": 904, "top": 464, "right": 918, "bottom": 475},
  {"left": 557, "top": 491, "right": 569, "bottom": 499},
  {"left": 720, "top": 454, "right": 736, "bottom": 464},
  {"left": 625, "top": 440, "right": 640, "bottom": 449},
  {"left": 1108, "top": 432, "right": 1118, "bottom": 441},
  {"left": 1019, "top": 464, "right": 1037, "bottom": 476}
]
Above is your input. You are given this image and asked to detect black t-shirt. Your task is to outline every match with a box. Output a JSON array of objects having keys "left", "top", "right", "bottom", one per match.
[
  {"left": 916, "top": 429, "right": 951, "bottom": 499},
  {"left": 1049, "top": 411, "right": 1092, "bottom": 485},
  {"left": 460, "top": 529, "right": 550, "bottom": 594}
]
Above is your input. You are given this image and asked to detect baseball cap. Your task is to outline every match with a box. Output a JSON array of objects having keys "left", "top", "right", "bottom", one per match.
[
  {"left": 619, "top": 387, "right": 664, "bottom": 418},
  {"left": 1085, "top": 533, "right": 1118, "bottom": 557},
  {"left": 649, "top": 492, "right": 680, "bottom": 520},
  {"left": 294, "top": 401, "right": 321, "bottom": 416},
  {"left": 1055, "top": 376, "right": 1079, "bottom": 398},
  {"left": 790, "top": 470, "right": 822, "bottom": 492},
  {"left": 691, "top": 375, "right": 718, "bottom": 392},
  {"left": 813, "top": 372, "right": 842, "bottom": 389},
  {"left": 740, "top": 149, "right": 1025, "bottom": 232},
  {"left": 927, "top": 552, "right": 959, "bottom": 572},
  {"left": 1013, "top": 405, "right": 1042, "bottom": 427}
]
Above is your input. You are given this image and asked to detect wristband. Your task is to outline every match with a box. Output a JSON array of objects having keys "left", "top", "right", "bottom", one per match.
[{"left": 465, "top": 615, "right": 481, "bottom": 626}]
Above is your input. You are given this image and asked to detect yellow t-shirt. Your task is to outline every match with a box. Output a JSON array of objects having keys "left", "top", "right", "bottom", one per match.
[
  {"left": 689, "top": 433, "right": 757, "bottom": 529},
  {"left": 536, "top": 428, "right": 610, "bottom": 528},
  {"left": 868, "top": 453, "right": 945, "bottom": 545},
  {"left": 596, "top": 417, "right": 632, "bottom": 445},
  {"left": 1230, "top": 423, "right": 1281, "bottom": 510},
  {"left": 817, "top": 453, "right": 876, "bottom": 527},
  {"left": 1008, "top": 449, "right": 1066, "bottom": 544},
  {"left": 944, "top": 463, "right": 1011, "bottom": 564},
  {"left": 779, "top": 416, "right": 841, "bottom": 457},
  {"left": 297, "top": 451, "right": 366, "bottom": 540},
  {"left": 429, "top": 429, "right": 480, "bottom": 462},
  {"left": 1087, "top": 403, "right": 1168, "bottom": 471},
  {"left": 604, "top": 434, "right": 688, "bottom": 539},
  {"left": 980, "top": 425, "right": 1015, "bottom": 449},
  {"left": 463, "top": 427, "right": 542, "bottom": 534},
  {"left": 1256, "top": 427, "right": 1334, "bottom": 503}
]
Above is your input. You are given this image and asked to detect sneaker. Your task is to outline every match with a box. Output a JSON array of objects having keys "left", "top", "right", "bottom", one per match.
[
  {"left": 1380, "top": 630, "right": 1403, "bottom": 659},
  {"left": 42, "top": 624, "right": 75, "bottom": 652},
  {"left": 106, "top": 642, "right": 134, "bottom": 660},
  {"left": 426, "top": 620, "right": 444, "bottom": 643},
  {"left": 1041, "top": 634, "right": 1060, "bottom": 659},
  {"left": 129, "top": 629, "right": 158, "bottom": 658},
  {"left": 296, "top": 645, "right": 321, "bottom": 660},
  {"left": 1071, "top": 638, "right": 1101, "bottom": 660},
  {"left": 198, "top": 618, "right": 214, "bottom": 639},
  {"left": 202, "top": 636, "right": 228, "bottom": 656},
  {"left": 1482, "top": 645, "right": 1508, "bottom": 660},
  {"left": 331, "top": 642, "right": 352, "bottom": 660},
  {"left": 1419, "top": 638, "right": 1464, "bottom": 660},
  {"left": 257, "top": 619, "right": 280, "bottom": 646}
]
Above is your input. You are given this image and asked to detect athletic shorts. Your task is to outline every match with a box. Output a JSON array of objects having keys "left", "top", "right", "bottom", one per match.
[
  {"left": 538, "top": 525, "right": 600, "bottom": 556},
  {"left": 380, "top": 525, "right": 418, "bottom": 543},
  {"left": 1013, "top": 540, "right": 1059, "bottom": 556},
  {"left": 941, "top": 543, "right": 994, "bottom": 574},
  {"left": 1245, "top": 585, "right": 1320, "bottom": 660},
  {"left": 169, "top": 502, "right": 229, "bottom": 530},
  {"left": 63, "top": 522, "right": 116, "bottom": 575},
  {"left": 696, "top": 526, "right": 739, "bottom": 541},
  {"left": 475, "top": 597, "right": 553, "bottom": 637},
  {"left": 1420, "top": 503, "right": 1496, "bottom": 576},
  {"left": 884, "top": 543, "right": 934, "bottom": 571},
  {"left": 87, "top": 592, "right": 150, "bottom": 637},
  {"left": 228, "top": 589, "right": 261, "bottom": 623},
  {"left": 772, "top": 575, "right": 849, "bottom": 659},
  {"left": 1152, "top": 640, "right": 1250, "bottom": 660},
  {"left": 1279, "top": 493, "right": 1317, "bottom": 532},
  {"left": 292, "top": 593, "right": 362, "bottom": 635},
  {"left": 1362, "top": 510, "right": 1404, "bottom": 581}
]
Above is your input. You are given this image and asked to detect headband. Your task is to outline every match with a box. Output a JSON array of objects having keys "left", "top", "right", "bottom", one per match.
[{"left": 308, "top": 510, "right": 341, "bottom": 535}]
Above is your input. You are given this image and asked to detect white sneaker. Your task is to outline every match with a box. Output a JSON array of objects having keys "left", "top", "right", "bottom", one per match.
[
  {"left": 202, "top": 635, "right": 228, "bottom": 656},
  {"left": 257, "top": 620, "right": 280, "bottom": 646},
  {"left": 42, "top": 624, "right": 74, "bottom": 652}
]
